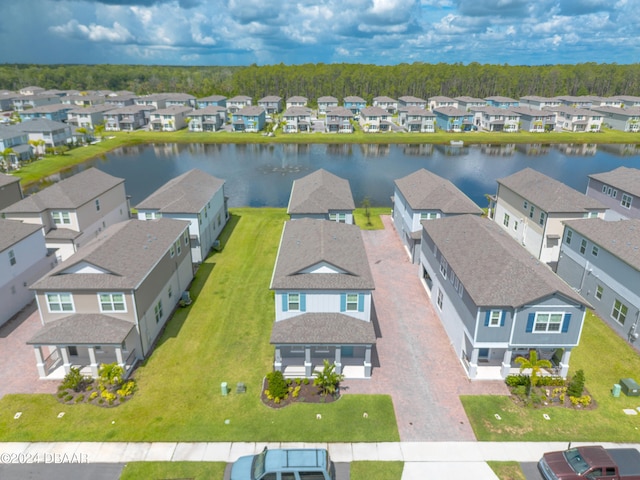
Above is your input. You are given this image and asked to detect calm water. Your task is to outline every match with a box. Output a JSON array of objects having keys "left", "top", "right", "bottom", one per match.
[{"left": 38, "top": 143, "right": 640, "bottom": 208}]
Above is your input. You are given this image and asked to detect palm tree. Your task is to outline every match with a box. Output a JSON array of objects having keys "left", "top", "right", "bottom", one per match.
[
  {"left": 515, "top": 350, "right": 552, "bottom": 394},
  {"left": 313, "top": 359, "right": 344, "bottom": 397}
]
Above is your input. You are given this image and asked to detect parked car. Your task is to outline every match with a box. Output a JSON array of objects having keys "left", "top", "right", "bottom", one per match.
[
  {"left": 230, "top": 447, "right": 334, "bottom": 480},
  {"left": 539, "top": 445, "right": 640, "bottom": 480}
]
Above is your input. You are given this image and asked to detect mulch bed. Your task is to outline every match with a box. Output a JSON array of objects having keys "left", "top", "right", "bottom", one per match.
[
  {"left": 509, "top": 386, "right": 597, "bottom": 411},
  {"left": 261, "top": 379, "right": 340, "bottom": 409},
  {"left": 55, "top": 385, "right": 133, "bottom": 408}
]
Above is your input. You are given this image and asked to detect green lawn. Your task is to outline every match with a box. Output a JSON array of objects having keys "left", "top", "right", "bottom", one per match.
[
  {"left": 462, "top": 311, "right": 640, "bottom": 441},
  {"left": 351, "top": 461, "right": 404, "bottom": 480},
  {"left": 0, "top": 208, "right": 398, "bottom": 443},
  {"left": 353, "top": 207, "right": 389, "bottom": 230},
  {"left": 488, "top": 461, "right": 527, "bottom": 480}
]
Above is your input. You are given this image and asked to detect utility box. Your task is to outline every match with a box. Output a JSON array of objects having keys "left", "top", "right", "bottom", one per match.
[
  {"left": 620, "top": 378, "right": 640, "bottom": 396},
  {"left": 612, "top": 383, "right": 621, "bottom": 397},
  {"left": 221, "top": 382, "right": 228, "bottom": 396}
]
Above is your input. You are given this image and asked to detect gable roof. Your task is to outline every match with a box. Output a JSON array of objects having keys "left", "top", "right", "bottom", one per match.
[
  {"left": 563, "top": 218, "right": 640, "bottom": 271},
  {"left": 497, "top": 167, "right": 606, "bottom": 213},
  {"left": 0, "top": 218, "right": 42, "bottom": 252},
  {"left": 423, "top": 215, "right": 588, "bottom": 308},
  {"left": 30, "top": 218, "right": 189, "bottom": 291},
  {"left": 135, "top": 169, "right": 224, "bottom": 214},
  {"left": 270, "top": 219, "right": 374, "bottom": 290},
  {"left": 394, "top": 168, "right": 481, "bottom": 214},
  {"left": 588, "top": 166, "right": 640, "bottom": 197},
  {"left": 1, "top": 168, "right": 124, "bottom": 214},
  {"left": 287, "top": 169, "right": 355, "bottom": 215}
]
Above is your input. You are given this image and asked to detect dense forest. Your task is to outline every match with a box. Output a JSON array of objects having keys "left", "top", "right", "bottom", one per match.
[{"left": 1, "top": 62, "right": 640, "bottom": 104}]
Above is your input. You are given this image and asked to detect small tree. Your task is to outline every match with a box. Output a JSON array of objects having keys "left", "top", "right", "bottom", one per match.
[
  {"left": 98, "top": 362, "right": 124, "bottom": 388},
  {"left": 515, "top": 350, "right": 552, "bottom": 395},
  {"left": 361, "top": 196, "right": 372, "bottom": 226},
  {"left": 313, "top": 359, "right": 344, "bottom": 397},
  {"left": 567, "top": 369, "right": 586, "bottom": 398}
]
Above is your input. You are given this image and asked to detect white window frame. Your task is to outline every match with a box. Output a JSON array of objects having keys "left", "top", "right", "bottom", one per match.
[
  {"left": 420, "top": 212, "right": 438, "bottom": 220},
  {"left": 539, "top": 211, "right": 546, "bottom": 226},
  {"left": 170, "top": 244, "right": 175, "bottom": 258},
  {"left": 98, "top": 293, "right": 126, "bottom": 313},
  {"left": 439, "top": 257, "right": 448, "bottom": 279},
  {"left": 51, "top": 211, "right": 71, "bottom": 225},
  {"left": 595, "top": 285, "right": 603, "bottom": 300},
  {"left": 565, "top": 229, "right": 573, "bottom": 245},
  {"left": 580, "top": 239, "right": 587, "bottom": 255},
  {"left": 9, "top": 249, "right": 16, "bottom": 266},
  {"left": 621, "top": 193, "right": 633, "bottom": 209},
  {"left": 436, "top": 289, "right": 443, "bottom": 310},
  {"left": 503, "top": 213, "right": 510, "bottom": 227},
  {"left": 591, "top": 245, "right": 599, "bottom": 257},
  {"left": 46, "top": 293, "right": 75, "bottom": 313},
  {"left": 346, "top": 293, "right": 358, "bottom": 311},
  {"left": 601, "top": 185, "right": 607, "bottom": 193},
  {"left": 288, "top": 293, "right": 300, "bottom": 311},
  {"left": 489, "top": 310, "right": 502, "bottom": 327},
  {"left": 184, "top": 231, "right": 190, "bottom": 246},
  {"left": 175, "top": 239, "right": 181, "bottom": 256},
  {"left": 154, "top": 300, "right": 163, "bottom": 323},
  {"left": 612, "top": 299, "right": 628, "bottom": 325},
  {"left": 529, "top": 205, "right": 535, "bottom": 218},
  {"left": 95, "top": 199, "right": 100, "bottom": 211},
  {"left": 533, "top": 312, "right": 564, "bottom": 333}
]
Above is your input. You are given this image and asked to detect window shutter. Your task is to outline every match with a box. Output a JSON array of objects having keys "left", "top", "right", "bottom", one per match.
[
  {"left": 300, "top": 293, "right": 306, "bottom": 312},
  {"left": 358, "top": 293, "right": 364, "bottom": 312},
  {"left": 340, "top": 293, "right": 346, "bottom": 312},
  {"left": 282, "top": 294, "right": 288, "bottom": 312},
  {"left": 500, "top": 311, "right": 506, "bottom": 327},
  {"left": 526, "top": 313, "right": 535, "bottom": 333},
  {"left": 562, "top": 313, "right": 572, "bottom": 333},
  {"left": 484, "top": 311, "right": 490, "bottom": 327}
]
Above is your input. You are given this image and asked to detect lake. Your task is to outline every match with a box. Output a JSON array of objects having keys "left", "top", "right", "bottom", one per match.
[{"left": 37, "top": 142, "right": 640, "bottom": 208}]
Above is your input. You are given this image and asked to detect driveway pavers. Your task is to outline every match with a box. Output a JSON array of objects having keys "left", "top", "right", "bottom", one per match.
[{"left": 343, "top": 216, "right": 508, "bottom": 442}]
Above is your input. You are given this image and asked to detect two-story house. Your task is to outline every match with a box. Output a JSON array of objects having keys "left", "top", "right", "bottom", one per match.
[
  {"left": 232, "top": 106, "right": 265, "bottom": 132},
  {"left": 149, "top": 106, "right": 192, "bottom": 132},
  {"left": 0, "top": 219, "right": 55, "bottom": 327},
  {"left": 197, "top": 95, "right": 227, "bottom": 109},
  {"left": 12, "top": 94, "right": 61, "bottom": 111},
  {"left": 393, "top": 168, "right": 482, "bottom": 263},
  {"left": 136, "top": 169, "right": 228, "bottom": 263},
  {"left": 454, "top": 96, "right": 487, "bottom": 110},
  {"left": 518, "top": 95, "right": 562, "bottom": 110},
  {"left": 586, "top": 166, "right": 640, "bottom": 220},
  {"left": 358, "top": 106, "right": 392, "bottom": 132},
  {"left": 164, "top": 93, "right": 197, "bottom": 108},
  {"left": 547, "top": 106, "right": 602, "bottom": 132},
  {"left": 492, "top": 168, "right": 607, "bottom": 267},
  {"left": 397, "top": 96, "right": 427, "bottom": 109},
  {"left": 27, "top": 218, "right": 193, "bottom": 379},
  {"left": 317, "top": 96, "right": 339, "bottom": 115},
  {"left": 66, "top": 105, "right": 114, "bottom": 130},
  {"left": 257, "top": 96, "right": 283, "bottom": 114},
  {"left": 474, "top": 106, "right": 520, "bottom": 132},
  {"left": 270, "top": 219, "right": 376, "bottom": 378},
  {"left": 556, "top": 96, "right": 593, "bottom": 109},
  {"left": 398, "top": 107, "right": 436, "bottom": 132},
  {"left": 420, "top": 214, "right": 590, "bottom": 380},
  {"left": 19, "top": 104, "right": 74, "bottom": 123},
  {"left": 286, "top": 96, "right": 308, "bottom": 109},
  {"left": 188, "top": 106, "right": 226, "bottom": 132},
  {"left": 509, "top": 107, "right": 556, "bottom": 132},
  {"left": 0, "top": 126, "right": 31, "bottom": 167},
  {"left": 227, "top": 95, "right": 252, "bottom": 114},
  {"left": 103, "top": 105, "right": 154, "bottom": 131},
  {"left": 433, "top": 107, "right": 474, "bottom": 132},
  {"left": 0, "top": 173, "right": 23, "bottom": 210},
  {"left": 282, "top": 107, "right": 312, "bottom": 133},
  {"left": 557, "top": 218, "right": 640, "bottom": 351},
  {"left": 485, "top": 96, "right": 519, "bottom": 109},
  {"left": 591, "top": 106, "right": 640, "bottom": 132},
  {"left": 343, "top": 96, "right": 367, "bottom": 115},
  {"left": 134, "top": 94, "right": 169, "bottom": 110},
  {"left": 1, "top": 168, "right": 130, "bottom": 262},
  {"left": 428, "top": 96, "right": 458, "bottom": 111},
  {"left": 325, "top": 107, "right": 353, "bottom": 133},
  {"left": 614, "top": 96, "right": 640, "bottom": 108},
  {"left": 15, "top": 118, "right": 73, "bottom": 148},
  {"left": 372, "top": 96, "right": 398, "bottom": 114},
  {"left": 287, "top": 169, "right": 355, "bottom": 223}
]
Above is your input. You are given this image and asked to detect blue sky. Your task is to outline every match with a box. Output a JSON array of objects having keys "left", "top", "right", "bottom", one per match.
[{"left": 1, "top": 0, "right": 638, "bottom": 66}]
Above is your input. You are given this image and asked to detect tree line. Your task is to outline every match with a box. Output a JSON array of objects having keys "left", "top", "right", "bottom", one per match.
[{"left": 1, "top": 62, "right": 639, "bottom": 104}]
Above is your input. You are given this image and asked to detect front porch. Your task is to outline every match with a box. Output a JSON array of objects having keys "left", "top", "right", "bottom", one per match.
[
  {"left": 274, "top": 345, "right": 373, "bottom": 379},
  {"left": 462, "top": 347, "right": 571, "bottom": 381}
]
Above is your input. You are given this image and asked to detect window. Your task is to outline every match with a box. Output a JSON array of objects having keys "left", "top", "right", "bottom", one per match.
[
  {"left": 529, "top": 205, "right": 535, "bottom": 218},
  {"left": 329, "top": 213, "right": 347, "bottom": 223},
  {"left": 612, "top": 299, "right": 628, "bottom": 325},
  {"left": 595, "top": 285, "right": 603, "bottom": 300},
  {"left": 436, "top": 289, "right": 443, "bottom": 310},
  {"left": 154, "top": 300, "right": 163, "bottom": 323},
  {"left": 8, "top": 249, "right": 16, "bottom": 266},
  {"left": 99, "top": 293, "right": 126, "bottom": 312},
  {"left": 51, "top": 211, "right": 71, "bottom": 225},
  {"left": 420, "top": 212, "right": 438, "bottom": 220},
  {"left": 489, "top": 310, "right": 502, "bottom": 327},
  {"left": 607, "top": 187, "right": 612, "bottom": 196},
  {"left": 621, "top": 193, "right": 633, "bottom": 209},
  {"left": 534, "top": 313, "right": 563, "bottom": 332},
  {"left": 346, "top": 293, "right": 358, "bottom": 311},
  {"left": 288, "top": 293, "right": 300, "bottom": 311},
  {"left": 170, "top": 244, "right": 175, "bottom": 258},
  {"left": 439, "top": 257, "right": 448, "bottom": 279},
  {"left": 175, "top": 240, "right": 181, "bottom": 255},
  {"left": 580, "top": 239, "right": 587, "bottom": 255},
  {"left": 613, "top": 190, "right": 617, "bottom": 199},
  {"left": 523, "top": 200, "right": 528, "bottom": 210},
  {"left": 539, "top": 211, "right": 546, "bottom": 226},
  {"left": 503, "top": 213, "right": 510, "bottom": 227},
  {"left": 513, "top": 220, "right": 518, "bottom": 231},
  {"left": 95, "top": 199, "right": 100, "bottom": 211},
  {"left": 184, "top": 231, "right": 189, "bottom": 246},
  {"left": 46, "top": 293, "right": 74, "bottom": 312},
  {"left": 565, "top": 229, "right": 573, "bottom": 245},
  {"left": 591, "top": 245, "right": 599, "bottom": 257}
]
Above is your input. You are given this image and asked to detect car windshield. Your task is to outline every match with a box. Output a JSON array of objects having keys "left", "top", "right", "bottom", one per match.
[
  {"left": 252, "top": 449, "right": 267, "bottom": 480},
  {"left": 564, "top": 449, "right": 590, "bottom": 475}
]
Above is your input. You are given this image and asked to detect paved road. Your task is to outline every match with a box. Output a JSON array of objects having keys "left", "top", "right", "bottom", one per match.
[{"left": 0, "top": 463, "right": 124, "bottom": 480}]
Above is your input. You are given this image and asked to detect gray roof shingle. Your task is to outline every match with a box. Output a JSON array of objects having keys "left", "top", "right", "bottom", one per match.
[
  {"left": 0, "top": 173, "right": 20, "bottom": 188},
  {"left": 270, "top": 219, "right": 374, "bottom": 290},
  {"left": 287, "top": 169, "right": 355, "bottom": 215},
  {"left": 588, "top": 166, "right": 640, "bottom": 197},
  {"left": 270, "top": 313, "right": 376, "bottom": 344},
  {"left": 0, "top": 218, "right": 42, "bottom": 252},
  {"left": 423, "top": 215, "right": 588, "bottom": 308},
  {"left": 27, "top": 314, "right": 135, "bottom": 345},
  {"left": 394, "top": 169, "right": 481, "bottom": 214},
  {"left": 497, "top": 167, "right": 606, "bottom": 213}
]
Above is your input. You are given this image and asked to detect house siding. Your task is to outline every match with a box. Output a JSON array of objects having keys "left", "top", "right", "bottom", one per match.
[
  {"left": 586, "top": 177, "right": 640, "bottom": 220},
  {"left": 275, "top": 290, "right": 371, "bottom": 322}
]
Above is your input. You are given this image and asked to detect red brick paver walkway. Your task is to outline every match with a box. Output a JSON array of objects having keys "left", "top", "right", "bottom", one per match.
[
  {"left": 343, "top": 216, "right": 508, "bottom": 442},
  {"left": 0, "top": 303, "right": 58, "bottom": 399}
]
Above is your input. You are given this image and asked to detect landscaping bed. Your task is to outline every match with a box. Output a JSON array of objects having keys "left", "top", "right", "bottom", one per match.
[{"left": 261, "top": 377, "right": 340, "bottom": 409}]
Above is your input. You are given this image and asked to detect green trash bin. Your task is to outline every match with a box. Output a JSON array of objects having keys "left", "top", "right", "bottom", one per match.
[
  {"left": 612, "top": 384, "right": 621, "bottom": 398},
  {"left": 221, "top": 382, "right": 228, "bottom": 396}
]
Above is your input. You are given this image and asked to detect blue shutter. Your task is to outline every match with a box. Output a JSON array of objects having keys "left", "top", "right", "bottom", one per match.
[
  {"left": 526, "top": 313, "right": 535, "bottom": 333},
  {"left": 562, "top": 313, "right": 572, "bottom": 333},
  {"left": 500, "top": 311, "right": 506, "bottom": 327},
  {"left": 484, "top": 311, "right": 490, "bottom": 327},
  {"left": 358, "top": 294, "right": 364, "bottom": 312},
  {"left": 300, "top": 293, "right": 306, "bottom": 312},
  {"left": 282, "top": 294, "right": 288, "bottom": 312},
  {"left": 340, "top": 293, "right": 346, "bottom": 312}
]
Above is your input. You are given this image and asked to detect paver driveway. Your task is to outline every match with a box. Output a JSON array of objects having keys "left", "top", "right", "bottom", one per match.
[{"left": 343, "top": 216, "right": 508, "bottom": 442}]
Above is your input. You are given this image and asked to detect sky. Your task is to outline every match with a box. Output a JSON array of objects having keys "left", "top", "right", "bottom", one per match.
[{"left": 0, "top": 0, "right": 638, "bottom": 66}]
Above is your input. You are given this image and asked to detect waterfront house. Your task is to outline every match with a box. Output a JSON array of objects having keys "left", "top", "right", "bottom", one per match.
[
  {"left": 428, "top": 96, "right": 458, "bottom": 110},
  {"left": 0, "top": 126, "right": 31, "bottom": 166},
  {"left": 509, "top": 107, "right": 556, "bottom": 132},
  {"left": 419, "top": 214, "right": 590, "bottom": 380},
  {"left": 149, "top": 106, "right": 192, "bottom": 132},
  {"left": 270, "top": 219, "right": 376, "bottom": 378},
  {"left": 473, "top": 106, "right": 520, "bottom": 132},
  {"left": 317, "top": 96, "right": 339, "bottom": 115},
  {"left": 343, "top": 96, "right": 367, "bottom": 115},
  {"left": 398, "top": 96, "right": 427, "bottom": 109},
  {"left": 188, "top": 106, "right": 226, "bottom": 132},
  {"left": 398, "top": 107, "right": 435, "bottom": 132},
  {"left": 586, "top": 166, "right": 640, "bottom": 220},
  {"left": 66, "top": 105, "right": 114, "bottom": 130},
  {"left": 0, "top": 168, "right": 131, "bottom": 262},
  {"left": 136, "top": 168, "right": 228, "bottom": 263},
  {"left": 287, "top": 169, "right": 355, "bottom": 223},
  {"left": 433, "top": 107, "right": 474, "bottom": 132},
  {"left": 325, "top": 107, "right": 354, "bottom": 133},
  {"left": 258, "top": 96, "right": 283, "bottom": 114},
  {"left": 232, "top": 106, "right": 265, "bottom": 132},
  {"left": 591, "top": 106, "right": 640, "bottom": 132},
  {"left": 372, "top": 96, "right": 398, "bottom": 114},
  {"left": 286, "top": 96, "right": 308, "bottom": 109},
  {"left": 0, "top": 173, "right": 23, "bottom": 210},
  {"left": 15, "top": 118, "right": 73, "bottom": 148},
  {"left": 393, "top": 168, "right": 481, "bottom": 263},
  {"left": 103, "top": 105, "right": 154, "bottom": 132},
  {"left": 282, "top": 107, "right": 312, "bottom": 133},
  {"left": 546, "top": 106, "right": 603, "bottom": 132},
  {"left": 27, "top": 218, "right": 193, "bottom": 379},
  {"left": 492, "top": 167, "right": 607, "bottom": 267},
  {"left": 227, "top": 95, "right": 252, "bottom": 114},
  {"left": 359, "top": 106, "right": 392, "bottom": 132},
  {"left": 197, "top": 95, "right": 227, "bottom": 109},
  {"left": 0, "top": 218, "right": 55, "bottom": 327}
]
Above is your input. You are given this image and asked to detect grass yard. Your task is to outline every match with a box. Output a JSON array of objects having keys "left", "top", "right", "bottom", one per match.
[
  {"left": 487, "top": 461, "right": 527, "bottom": 480},
  {"left": 120, "top": 462, "right": 226, "bottom": 480},
  {"left": 0, "top": 208, "right": 398, "bottom": 443},
  {"left": 462, "top": 310, "right": 640, "bottom": 442},
  {"left": 353, "top": 207, "right": 388, "bottom": 230}
]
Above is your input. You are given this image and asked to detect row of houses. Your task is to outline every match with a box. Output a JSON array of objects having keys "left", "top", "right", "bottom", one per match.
[{"left": 0, "top": 167, "right": 228, "bottom": 379}]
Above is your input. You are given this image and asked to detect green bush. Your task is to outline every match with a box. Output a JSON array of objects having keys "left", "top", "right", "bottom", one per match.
[
  {"left": 567, "top": 369, "right": 586, "bottom": 397},
  {"left": 75, "top": 395, "right": 85, "bottom": 403},
  {"left": 64, "top": 394, "right": 73, "bottom": 402},
  {"left": 60, "top": 367, "right": 92, "bottom": 392},
  {"left": 505, "top": 375, "right": 530, "bottom": 387},
  {"left": 537, "top": 376, "right": 566, "bottom": 386},
  {"left": 265, "top": 370, "right": 288, "bottom": 401}
]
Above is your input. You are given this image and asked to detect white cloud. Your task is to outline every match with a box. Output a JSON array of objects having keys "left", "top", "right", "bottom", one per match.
[{"left": 51, "top": 19, "right": 134, "bottom": 43}]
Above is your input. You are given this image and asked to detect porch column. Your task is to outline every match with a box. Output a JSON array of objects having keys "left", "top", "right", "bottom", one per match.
[
  {"left": 115, "top": 347, "right": 124, "bottom": 369},
  {"left": 33, "top": 346, "right": 46, "bottom": 378},
  {"left": 274, "top": 347, "right": 282, "bottom": 372},
  {"left": 468, "top": 348, "right": 479, "bottom": 379},
  {"left": 364, "top": 346, "right": 372, "bottom": 378},
  {"left": 304, "top": 347, "right": 312, "bottom": 377},
  {"left": 334, "top": 347, "right": 342, "bottom": 375},
  {"left": 60, "top": 347, "right": 71, "bottom": 375},
  {"left": 559, "top": 349, "right": 572, "bottom": 378},
  {"left": 501, "top": 349, "right": 513, "bottom": 378},
  {"left": 88, "top": 347, "right": 99, "bottom": 378}
]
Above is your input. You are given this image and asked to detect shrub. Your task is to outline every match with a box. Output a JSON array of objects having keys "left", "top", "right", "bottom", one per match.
[
  {"left": 75, "top": 395, "right": 85, "bottom": 403},
  {"left": 99, "top": 363, "right": 124, "bottom": 388},
  {"left": 537, "top": 376, "right": 566, "bottom": 387},
  {"left": 89, "top": 392, "right": 98, "bottom": 401},
  {"left": 313, "top": 360, "right": 344, "bottom": 397},
  {"left": 101, "top": 390, "right": 117, "bottom": 403},
  {"left": 505, "top": 374, "right": 530, "bottom": 387},
  {"left": 60, "top": 367, "right": 92, "bottom": 392},
  {"left": 303, "top": 378, "right": 310, "bottom": 385},
  {"left": 116, "top": 380, "right": 136, "bottom": 397},
  {"left": 64, "top": 394, "right": 73, "bottom": 402},
  {"left": 292, "top": 386, "right": 301, "bottom": 398},
  {"left": 567, "top": 370, "right": 586, "bottom": 397},
  {"left": 57, "top": 391, "right": 66, "bottom": 398},
  {"left": 265, "top": 370, "right": 288, "bottom": 401}
]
